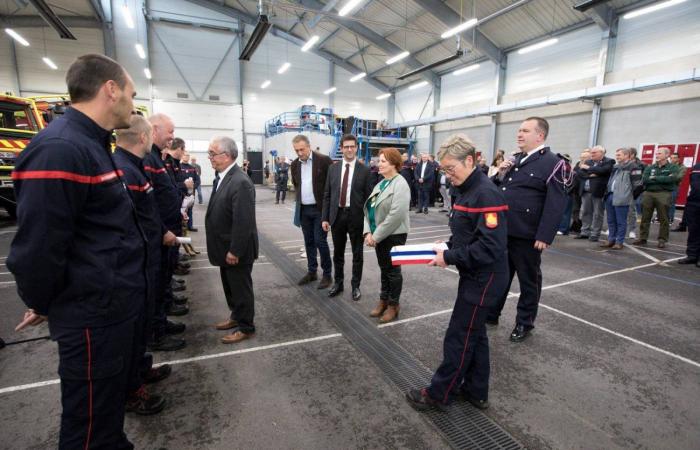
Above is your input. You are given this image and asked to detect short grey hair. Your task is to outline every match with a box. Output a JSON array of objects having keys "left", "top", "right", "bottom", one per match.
[
  {"left": 211, "top": 136, "right": 238, "bottom": 160},
  {"left": 116, "top": 114, "right": 152, "bottom": 146},
  {"left": 657, "top": 146, "right": 671, "bottom": 156},
  {"left": 615, "top": 147, "right": 631, "bottom": 157},
  {"left": 437, "top": 133, "right": 476, "bottom": 162},
  {"left": 591, "top": 145, "right": 606, "bottom": 154}
]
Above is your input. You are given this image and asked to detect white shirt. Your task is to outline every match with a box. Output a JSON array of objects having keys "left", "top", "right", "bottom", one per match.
[
  {"left": 339, "top": 158, "right": 357, "bottom": 207},
  {"left": 216, "top": 161, "right": 235, "bottom": 184},
  {"left": 518, "top": 144, "right": 545, "bottom": 165},
  {"left": 420, "top": 161, "right": 428, "bottom": 178},
  {"left": 300, "top": 152, "right": 316, "bottom": 205}
]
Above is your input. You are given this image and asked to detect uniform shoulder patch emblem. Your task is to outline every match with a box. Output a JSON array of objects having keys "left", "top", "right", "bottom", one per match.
[{"left": 485, "top": 212, "right": 498, "bottom": 229}]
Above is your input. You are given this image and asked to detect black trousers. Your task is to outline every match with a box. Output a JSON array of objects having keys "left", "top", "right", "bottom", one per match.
[
  {"left": 331, "top": 209, "right": 364, "bottom": 288},
  {"left": 152, "top": 244, "right": 173, "bottom": 339},
  {"left": 128, "top": 264, "right": 156, "bottom": 393},
  {"left": 219, "top": 263, "right": 255, "bottom": 333},
  {"left": 375, "top": 233, "right": 407, "bottom": 305},
  {"left": 488, "top": 237, "right": 542, "bottom": 328},
  {"left": 686, "top": 202, "right": 699, "bottom": 259},
  {"left": 51, "top": 316, "right": 140, "bottom": 450}
]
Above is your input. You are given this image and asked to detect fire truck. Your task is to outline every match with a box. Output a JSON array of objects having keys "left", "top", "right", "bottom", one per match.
[{"left": 0, "top": 94, "right": 44, "bottom": 218}]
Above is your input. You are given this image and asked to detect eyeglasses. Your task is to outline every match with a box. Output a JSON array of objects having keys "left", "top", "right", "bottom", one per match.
[
  {"left": 342, "top": 145, "right": 357, "bottom": 150},
  {"left": 207, "top": 151, "right": 225, "bottom": 158},
  {"left": 441, "top": 164, "right": 459, "bottom": 173}
]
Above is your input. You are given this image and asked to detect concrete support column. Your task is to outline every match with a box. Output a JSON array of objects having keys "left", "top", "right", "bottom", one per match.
[
  {"left": 428, "top": 81, "right": 441, "bottom": 155},
  {"left": 329, "top": 61, "right": 335, "bottom": 109},
  {"left": 489, "top": 59, "right": 507, "bottom": 160},
  {"left": 237, "top": 21, "right": 248, "bottom": 155},
  {"left": 588, "top": 18, "right": 618, "bottom": 148}
]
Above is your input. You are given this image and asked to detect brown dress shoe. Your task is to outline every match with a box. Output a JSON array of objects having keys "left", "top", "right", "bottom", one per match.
[
  {"left": 297, "top": 272, "right": 318, "bottom": 286},
  {"left": 612, "top": 243, "right": 624, "bottom": 250},
  {"left": 221, "top": 330, "right": 254, "bottom": 344},
  {"left": 317, "top": 276, "right": 333, "bottom": 289},
  {"left": 370, "top": 300, "right": 387, "bottom": 318},
  {"left": 379, "top": 304, "right": 400, "bottom": 323},
  {"left": 599, "top": 241, "right": 615, "bottom": 248},
  {"left": 215, "top": 319, "right": 238, "bottom": 330},
  {"left": 632, "top": 239, "right": 647, "bottom": 246}
]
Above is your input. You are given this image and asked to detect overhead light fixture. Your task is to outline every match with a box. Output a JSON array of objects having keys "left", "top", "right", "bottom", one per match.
[
  {"left": 301, "top": 35, "right": 320, "bottom": 52},
  {"left": 261, "top": 80, "right": 271, "bottom": 89},
  {"left": 517, "top": 38, "right": 558, "bottom": 54},
  {"left": 398, "top": 50, "right": 464, "bottom": 80},
  {"left": 323, "top": 87, "right": 337, "bottom": 95},
  {"left": 42, "top": 57, "right": 57, "bottom": 70},
  {"left": 338, "top": 0, "right": 363, "bottom": 16},
  {"left": 28, "top": 0, "right": 76, "bottom": 39},
  {"left": 239, "top": 14, "right": 271, "bottom": 61},
  {"left": 376, "top": 93, "right": 391, "bottom": 100},
  {"left": 453, "top": 63, "right": 480, "bottom": 76},
  {"left": 350, "top": 72, "right": 366, "bottom": 82},
  {"left": 144, "top": 68, "right": 152, "bottom": 79},
  {"left": 122, "top": 4, "right": 135, "bottom": 29},
  {"left": 623, "top": 0, "right": 687, "bottom": 19},
  {"left": 440, "top": 18, "right": 478, "bottom": 39},
  {"left": 5, "top": 29, "right": 30, "bottom": 46},
  {"left": 386, "top": 50, "right": 410, "bottom": 65},
  {"left": 277, "top": 62, "right": 291, "bottom": 74},
  {"left": 135, "top": 43, "right": 146, "bottom": 59},
  {"left": 409, "top": 81, "right": 429, "bottom": 90}
]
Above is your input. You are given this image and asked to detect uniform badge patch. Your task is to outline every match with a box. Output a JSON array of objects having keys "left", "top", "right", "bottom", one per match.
[{"left": 485, "top": 212, "right": 498, "bottom": 228}]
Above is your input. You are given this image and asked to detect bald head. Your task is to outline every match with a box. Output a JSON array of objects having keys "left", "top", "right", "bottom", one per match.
[
  {"left": 116, "top": 114, "right": 153, "bottom": 158},
  {"left": 149, "top": 113, "right": 174, "bottom": 150}
]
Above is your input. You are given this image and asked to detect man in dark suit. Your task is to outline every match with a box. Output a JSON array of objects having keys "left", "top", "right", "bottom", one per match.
[
  {"left": 487, "top": 117, "right": 567, "bottom": 342},
  {"left": 575, "top": 145, "right": 615, "bottom": 242},
  {"left": 291, "top": 134, "right": 333, "bottom": 288},
  {"left": 414, "top": 153, "right": 435, "bottom": 214},
  {"left": 322, "top": 134, "right": 373, "bottom": 301},
  {"left": 205, "top": 136, "right": 259, "bottom": 344}
]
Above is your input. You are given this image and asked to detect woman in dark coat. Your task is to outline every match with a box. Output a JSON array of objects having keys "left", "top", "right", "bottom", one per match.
[{"left": 275, "top": 157, "right": 289, "bottom": 204}]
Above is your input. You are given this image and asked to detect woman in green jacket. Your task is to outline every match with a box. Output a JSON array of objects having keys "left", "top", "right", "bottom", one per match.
[{"left": 363, "top": 148, "right": 411, "bottom": 323}]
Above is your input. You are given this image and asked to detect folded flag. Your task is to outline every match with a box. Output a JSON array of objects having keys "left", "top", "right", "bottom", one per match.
[{"left": 390, "top": 243, "right": 449, "bottom": 266}]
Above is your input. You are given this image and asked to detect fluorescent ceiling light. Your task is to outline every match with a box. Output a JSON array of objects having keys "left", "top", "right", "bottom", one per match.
[
  {"left": 517, "top": 38, "right": 558, "bottom": 54},
  {"left": 135, "top": 43, "right": 146, "bottom": 59},
  {"left": 277, "top": 62, "right": 291, "bottom": 74},
  {"left": 386, "top": 51, "right": 410, "bottom": 65},
  {"left": 144, "top": 68, "right": 152, "bottom": 79},
  {"left": 301, "top": 35, "right": 320, "bottom": 52},
  {"left": 376, "top": 93, "right": 391, "bottom": 100},
  {"left": 5, "top": 29, "right": 29, "bottom": 46},
  {"left": 623, "top": 0, "right": 687, "bottom": 19},
  {"left": 350, "top": 72, "right": 366, "bottom": 82},
  {"left": 440, "top": 18, "right": 478, "bottom": 39},
  {"left": 338, "top": 0, "right": 363, "bottom": 16},
  {"left": 42, "top": 57, "right": 57, "bottom": 70},
  {"left": 453, "top": 63, "right": 480, "bottom": 76},
  {"left": 261, "top": 80, "right": 271, "bottom": 89},
  {"left": 324, "top": 87, "right": 337, "bottom": 95},
  {"left": 122, "top": 5, "right": 135, "bottom": 29},
  {"left": 409, "top": 81, "right": 429, "bottom": 90}
]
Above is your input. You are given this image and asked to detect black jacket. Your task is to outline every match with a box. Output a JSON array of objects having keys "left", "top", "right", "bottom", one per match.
[
  {"left": 578, "top": 157, "right": 615, "bottom": 198},
  {"left": 322, "top": 159, "right": 372, "bottom": 227},
  {"left": 414, "top": 160, "right": 435, "bottom": 191},
  {"left": 8, "top": 108, "right": 147, "bottom": 327},
  {"left": 143, "top": 144, "right": 182, "bottom": 233}
]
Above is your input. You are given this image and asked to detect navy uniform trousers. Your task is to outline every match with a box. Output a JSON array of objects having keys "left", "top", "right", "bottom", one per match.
[{"left": 427, "top": 271, "right": 508, "bottom": 403}]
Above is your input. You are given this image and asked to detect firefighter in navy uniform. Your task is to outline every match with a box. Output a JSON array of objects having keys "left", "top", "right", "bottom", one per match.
[
  {"left": 143, "top": 113, "right": 188, "bottom": 351},
  {"left": 8, "top": 54, "right": 145, "bottom": 449},
  {"left": 406, "top": 134, "right": 509, "bottom": 412},
  {"left": 677, "top": 163, "right": 700, "bottom": 267},
  {"left": 487, "top": 117, "right": 568, "bottom": 342},
  {"left": 113, "top": 115, "right": 177, "bottom": 415}
]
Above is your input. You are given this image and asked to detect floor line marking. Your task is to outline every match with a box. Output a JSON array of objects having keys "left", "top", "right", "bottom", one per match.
[
  {"left": 189, "top": 262, "right": 272, "bottom": 271},
  {"left": 0, "top": 333, "right": 343, "bottom": 395},
  {"left": 625, "top": 244, "right": 662, "bottom": 263}
]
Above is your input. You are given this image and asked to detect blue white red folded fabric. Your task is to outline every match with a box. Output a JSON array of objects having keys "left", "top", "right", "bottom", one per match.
[{"left": 390, "top": 243, "right": 449, "bottom": 266}]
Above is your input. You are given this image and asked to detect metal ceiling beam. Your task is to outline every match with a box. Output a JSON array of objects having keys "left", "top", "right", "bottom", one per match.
[
  {"left": 0, "top": 14, "right": 100, "bottom": 28},
  {"left": 182, "top": 0, "right": 391, "bottom": 92},
  {"left": 411, "top": 0, "right": 503, "bottom": 66},
  {"left": 296, "top": 0, "right": 439, "bottom": 85},
  {"left": 585, "top": 4, "right": 614, "bottom": 29},
  {"left": 306, "top": 0, "right": 340, "bottom": 28}
]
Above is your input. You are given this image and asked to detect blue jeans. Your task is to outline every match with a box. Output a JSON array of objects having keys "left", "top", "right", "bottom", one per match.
[
  {"left": 196, "top": 185, "right": 203, "bottom": 204},
  {"left": 605, "top": 195, "right": 630, "bottom": 244},
  {"left": 187, "top": 206, "right": 194, "bottom": 230},
  {"left": 558, "top": 196, "right": 573, "bottom": 234},
  {"left": 300, "top": 205, "right": 332, "bottom": 277}
]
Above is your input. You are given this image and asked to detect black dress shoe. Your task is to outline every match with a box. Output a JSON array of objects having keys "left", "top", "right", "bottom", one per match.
[
  {"left": 188, "top": 227, "right": 198, "bottom": 232},
  {"left": 297, "top": 272, "right": 318, "bottom": 285},
  {"left": 165, "top": 320, "right": 186, "bottom": 335},
  {"left": 172, "top": 283, "right": 186, "bottom": 292},
  {"left": 459, "top": 388, "right": 489, "bottom": 410},
  {"left": 573, "top": 234, "right": 589, "bottom": 240},
  {"left": 510, "top": 324, "right": 532, "bottom": 343},
  {"left": 352, "top": 287, "right": 362, "bottom": 301},
  {"left": 174, "top": 278, "right": 185, "bottom": 284},
  {"left": 144, "top": 364, "right": 172, "bottom": 384},
  {"left": 126, "top": 386, "right": 166, "bottom": 415},
  {"left": 671, "top": 226, "right": 687, "bottom": 232},
  {"left": 173, "top": 266, "right": 190, "bottom": 276},
  {"left": 148, "top": 335, "right": 186, "bottom": 352},
  {"left": 677, "top": 256, "right": 698, "bottom": 265},
  {"left": 328, "top": 283, "right": 344, "bottom": 297},
  {"left": 405, "top": 388, "right": 447, "bottom": 412},
  {"left": 178, "top": 262, "right": 191, "bottom": 269},
  {"left": 172, "top": 294, "right": 188, "bottom": 305},
  {"left": 318, "top": 276, "right": 333, "bottom": 289},
  {"left": 166, "top": 303, "right": 189, "bottom": 316}
]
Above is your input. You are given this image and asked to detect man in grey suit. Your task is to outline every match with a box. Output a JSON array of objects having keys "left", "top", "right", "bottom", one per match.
[
  {"left": 205, "top": 136, "right": 259, "bottom": 344},
  {"left": 322, "top": 134, "right": 373, "bottom": 301}
]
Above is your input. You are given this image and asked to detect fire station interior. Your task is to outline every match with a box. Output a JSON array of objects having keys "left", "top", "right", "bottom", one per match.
[{"left": 1, "top": 1, "right": 699, "bottom": 449}]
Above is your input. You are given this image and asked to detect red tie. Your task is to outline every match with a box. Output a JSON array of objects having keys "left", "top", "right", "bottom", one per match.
[{"left": 339, "top": 163, "right": 350, "bottom": 207}]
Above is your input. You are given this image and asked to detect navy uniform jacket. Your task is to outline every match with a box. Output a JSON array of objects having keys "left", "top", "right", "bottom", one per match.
[
  {"left": 443, "top": 169, "right": 508, "bottom": 307},
  {"left": 164, "top": 154, "right": 188, "bottom": 197},
  {"left": 181, "top": 162, "right": 200, "bottom": 189},
  {"left": 7, "top": 108, "right": 147, "bottom": 328},
  {"left": 143, "top": 144, "right": 181, "bottom": 233},
  {"left": 493, "top": 147, "right": 567, "bottom": 245},
  {"left": 688, "top": 163, "right": 700, "bottom": 205}
]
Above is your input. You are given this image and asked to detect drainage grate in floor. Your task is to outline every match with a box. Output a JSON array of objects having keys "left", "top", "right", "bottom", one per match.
[{"left": 260, "top": 234, "right": 522, "bottom": 450}]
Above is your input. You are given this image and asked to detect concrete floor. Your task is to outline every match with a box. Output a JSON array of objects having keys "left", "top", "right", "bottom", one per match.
[{"left": 0, "top": 185, "right": 698, "bottom": 449}]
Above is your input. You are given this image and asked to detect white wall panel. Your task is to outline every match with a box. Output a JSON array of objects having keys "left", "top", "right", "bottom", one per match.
[
  {"left": 333, "top": 65, "right": 385, "bottom": 119},
  {"left": 439, "top": 61, "right": 497, "bottom": 111},
  {"left": 496, "top": 113, "right": 591, "bottom": 158},
  {"left": 0, "top": 37, "right": 16, "bottom": 93},
  {"left": 434, "top": 126, "right": 492, "bottom": 158},
  {"left": 395, "top": 84, "right": 434, "bottom": 153},
  {"left": 504, "top": 25, "right": 600, "bottom": 96}
]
